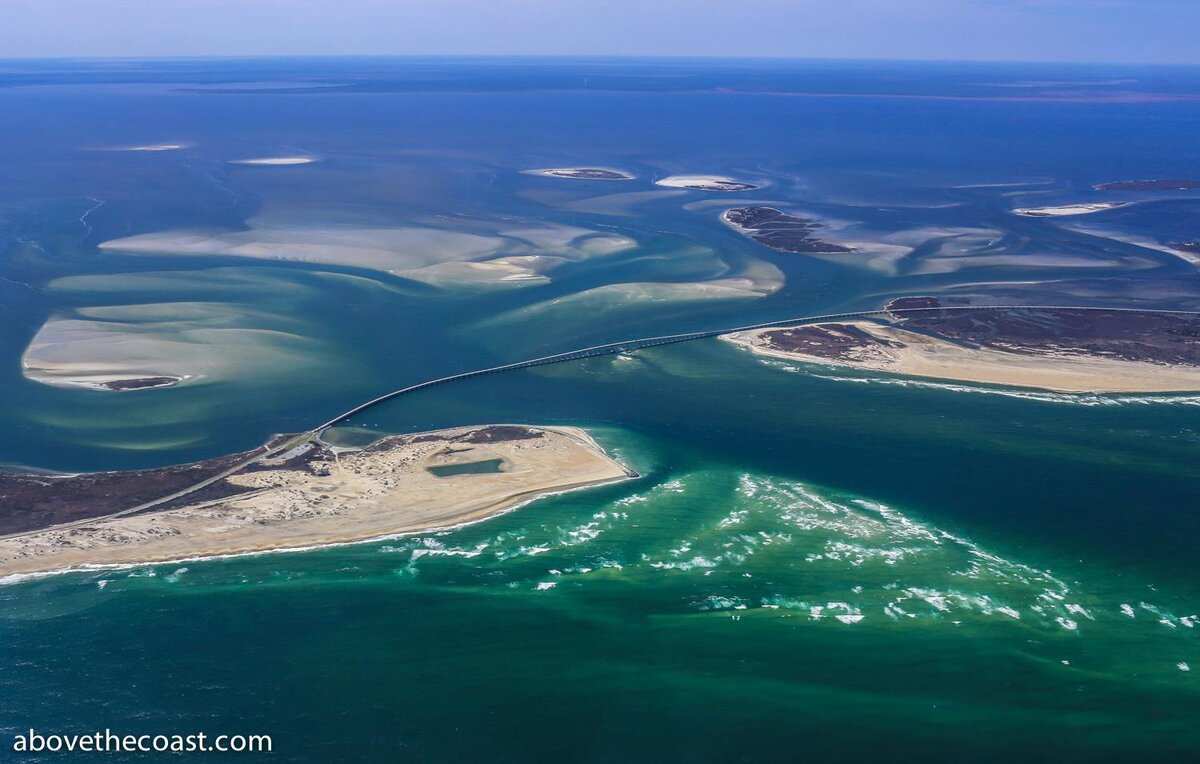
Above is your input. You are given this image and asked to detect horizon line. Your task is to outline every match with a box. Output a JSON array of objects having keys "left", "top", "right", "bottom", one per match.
[{"left": 0, "top": 53, "right": 1198, "bottom": 69}]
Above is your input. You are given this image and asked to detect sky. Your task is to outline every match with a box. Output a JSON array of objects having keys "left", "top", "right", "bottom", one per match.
[{"left": 1, "top": 0, "right": 1197, "bottom": 64}]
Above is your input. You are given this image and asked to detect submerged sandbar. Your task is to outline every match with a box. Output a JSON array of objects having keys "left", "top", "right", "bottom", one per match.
[
  {"left": 1093, "top": 179, "right": 1200, "bottom": 191},
  {"left": 724, "top": 301, "right": 1200, "bottom": 393},
  {"left": 0, "top": 425, "right": 633, "bottom": 577}
]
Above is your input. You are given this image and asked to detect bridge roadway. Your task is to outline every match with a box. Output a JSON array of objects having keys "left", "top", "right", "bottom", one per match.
[
  {"left": 311, "top": 303, "right": 1200, "bottom": 432},
  {"left": 5, "top": 302, "right": 1199, "bottom": 541}
]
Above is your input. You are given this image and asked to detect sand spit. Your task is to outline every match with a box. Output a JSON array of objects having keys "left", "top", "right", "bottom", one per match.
[
  {"left": 228, "top": 156, "right": 317, "bottom": 165},
  {"left": 0, "top": 425, "right": 633, "bottom": 577},
  {"left": 725, "top": 321, "right": 1200, "bottom": 393},
  {"left": 524, "top": 167, "right": 635, "bottom": 180},
  {"left": 655, "top": 175, "right": 760, "bottom": 192},
  {"left": 1012, "top": 202, "right": 1128, "bottom": 217}
]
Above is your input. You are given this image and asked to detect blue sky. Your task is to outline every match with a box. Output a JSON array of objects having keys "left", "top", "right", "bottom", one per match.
[{"left": 2, "top": 0, "right": 1196, "bottom": 64}]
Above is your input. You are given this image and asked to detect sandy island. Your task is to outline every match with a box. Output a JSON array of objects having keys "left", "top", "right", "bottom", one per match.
[
  {"left": 0, "top": 425, "right": 634, "bottom": 578},
  {"left": 524, "top": 167, "right": 635, "bottom": 180},
  {"left": 1012, "top": 202, "right": 1128, "bottom": 217},
  {"left": 724, "top": 303, "right": 1200, "bottom": 393},
  {"left": 721, "top": 207, "right": 855, "bottom": 254},
  {"left": 112, "top": 144, "right": 187, "bottom": 152},
  {"left": 655, "top": 175, "right": 760, "bottom": 192},
  {"left": 228, "top": 156, "right": 317, "bottom": 166}
]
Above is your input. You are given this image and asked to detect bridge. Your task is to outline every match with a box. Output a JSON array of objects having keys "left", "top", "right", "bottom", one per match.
[
  {"left": 311, "top": 302, "right": 1200, "bottom": 432},
  {"left": 4, "top": 302, "right": 1198, "bottom": 541}
]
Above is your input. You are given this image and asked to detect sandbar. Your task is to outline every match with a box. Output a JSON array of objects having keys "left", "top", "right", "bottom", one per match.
[
  {"left": 1093, "top": 179, "right": 1200, "bottom": 191},
  {"left": 21, "top": 303, "right": 329, "bottom": 391},
  {"left": 0, "top": 425, "right": 634, "bottom": 578},
  {"left": 524, "top": 167, "right": 635, "bottom": 180},
  {"left": 655, "top": 175, "right": 760, "bottom": 192},
  {"left": 228, "top": 156, "right": 317, "bottom": 166},
  {"left": 118, "top": 144, "right": 186, "bottom": 152},
  {"left": 1012, "top": 202, "right": 1128, "bottom": 217}
]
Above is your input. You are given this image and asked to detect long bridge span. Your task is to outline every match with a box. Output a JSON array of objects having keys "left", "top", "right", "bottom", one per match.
[
  {"left": 311, "top": 302, "right": 1200, "bottom": 432},
  {"left": 4, "top": 302, "right": 1198, "bottom": 541}
]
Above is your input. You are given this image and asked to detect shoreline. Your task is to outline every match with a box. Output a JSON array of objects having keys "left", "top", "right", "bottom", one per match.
[
  {"left": 0, "top": 471, "right": 628, "bottom": 586},
  {"left": 0, "top": 424, "right": 636, "bottom": 578}
]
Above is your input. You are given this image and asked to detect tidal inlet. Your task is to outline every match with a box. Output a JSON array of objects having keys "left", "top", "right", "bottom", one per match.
[{"left": 1, "top": 52, "right": 1199, "bottom": 764}]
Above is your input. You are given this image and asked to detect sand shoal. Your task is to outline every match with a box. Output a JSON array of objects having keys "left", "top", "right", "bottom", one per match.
[{"left": 1012, "top": 202, "right": 1128, "bottom": 217}]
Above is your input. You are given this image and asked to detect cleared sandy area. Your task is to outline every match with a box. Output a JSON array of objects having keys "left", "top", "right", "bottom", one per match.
[
  {"left": 725, "top": 320, "right": 1200, "bottom": 393},
  {"left": 654, "top": 175, "right": 760, "bottom": 191},
  {"left": 228, "top": 156, "right": 317, "bottom": 165},
  {"left": 1012, "top": 202, "right": 1128, "bottom": 217},
  {"left": 0, "top": 425, "right": 633, "bottom": 578}
]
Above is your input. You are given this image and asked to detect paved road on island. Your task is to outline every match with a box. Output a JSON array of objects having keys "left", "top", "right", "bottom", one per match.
[{"left": 6, "top": 303, "right": 1200, "bottom": 542}]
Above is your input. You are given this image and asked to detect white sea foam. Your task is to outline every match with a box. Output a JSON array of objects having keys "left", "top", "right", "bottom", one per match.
[{"left": 808, "top": 373, "right": 1200, "bottom": 406}]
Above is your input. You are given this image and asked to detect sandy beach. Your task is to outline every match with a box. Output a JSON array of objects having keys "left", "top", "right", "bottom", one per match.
[
  {"left": 0, "top": 425, "right": 633, "bottom": 577},
  {"left": 725, "top": 320, "right": 1200, "bottom": 393}
]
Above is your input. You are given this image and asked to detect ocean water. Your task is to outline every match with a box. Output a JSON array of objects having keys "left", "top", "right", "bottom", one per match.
[{"left": 1, "top": 58, "right": 1199, "bottom": 761}]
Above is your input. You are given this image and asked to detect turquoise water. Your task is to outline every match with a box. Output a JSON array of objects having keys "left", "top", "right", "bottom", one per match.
[{"left": 1, "top": 59, "right": 1199, "bottom": 760}]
